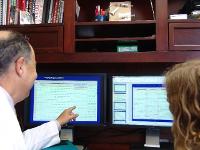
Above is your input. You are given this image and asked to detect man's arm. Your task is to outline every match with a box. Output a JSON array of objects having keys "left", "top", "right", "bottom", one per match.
[{"left": 23, "top": 106, "right": 78, "bottom": 150}]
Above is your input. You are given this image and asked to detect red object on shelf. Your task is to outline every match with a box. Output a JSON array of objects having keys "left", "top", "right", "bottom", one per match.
[{"left": 18, "top": 0, "right": 26, "bottom": 11}]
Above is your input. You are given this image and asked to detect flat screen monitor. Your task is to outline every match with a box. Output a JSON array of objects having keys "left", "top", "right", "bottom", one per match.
[
  {"left": 29, "top": 74, "right": 106, "bottom": 126},
  {"left": 111, "top": 76, "right": 173, "bottom": 147},
  {"left": 111, "top": 76, "right": 173, "bottom": 127}
]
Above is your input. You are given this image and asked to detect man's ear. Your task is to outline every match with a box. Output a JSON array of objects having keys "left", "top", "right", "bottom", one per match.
[{"left": 15, "top": 57, "right": 25, "bottom": 77}]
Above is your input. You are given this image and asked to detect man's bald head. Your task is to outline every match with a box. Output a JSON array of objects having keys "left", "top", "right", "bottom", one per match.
[
  {"left": 0, "top": 31, "right": 12, "bottom": 40},
  {"left": 0, "top": 30, "right": 32, "bottom": 76}
]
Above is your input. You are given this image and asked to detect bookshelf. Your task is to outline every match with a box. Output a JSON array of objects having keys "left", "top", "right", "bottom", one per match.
[
  {"left": 1, "top": 0, "right": 200, "bottom": 63},
  {"left": 36, "top": 0, "right": 200, "bottom": 63},
  {"left": 74, "top": 0, "right": 157, "bottom": 53}
]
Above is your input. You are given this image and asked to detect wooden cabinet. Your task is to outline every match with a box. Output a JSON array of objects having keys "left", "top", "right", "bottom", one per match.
[
  {"left": 169, "top": 21, "right": 200, "bottom": 50},
  {"left": 75, "top": 21, "right": 156, "bottom": 53},
  {"left": 4, "top": 24, "right": 64, "bottom": 54},
  {"left": 58, "top": 0, "right": 200, "bottom": 63},
  {"left": 168, "top": 0, "right": 200, "bottom": 51},
  {"left": 75, "top": 0, "right": 156, "bottom": 53},
  {"left": 64, "top": 0, "right": 199, "bottom": 63},
  {"left": 72, "top": 0, "right": 166, "bottom": 54},
  {"left": 1, "top": 0, "right": 200, "bottom": 62}
]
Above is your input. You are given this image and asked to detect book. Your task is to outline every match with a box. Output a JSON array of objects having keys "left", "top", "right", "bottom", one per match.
[
  {"left": 0, "top": 0, "right": 2, "bottom": 25},
  {"left": 35, "top": 0, "right": 44, "bottom": 24},
  {"left": 42, "top": 0, "right": 48, "bottom": 23},
  {"left": 48, "top": 0, "right": 54, "bottom": 23},
  {"left": 20, "top": 10, "right": 34, "bottom": 24},
  {"left": 52, "top": 0, "right": 59, "bottom": 23},
  {"left": 2, "top": 0, "right": 8, "bottom": 25},
  {"left": 10, "top": 0, "right": 16, "bottom": 24},
  {"left": 57, "top": 0, "right": 64, "bottom": 23},
  {"left": 14, "top": 0, "right": 19, "bottom": 24},
  {"left": 7, "top": 0, "right": 11, "bottom": 24}
]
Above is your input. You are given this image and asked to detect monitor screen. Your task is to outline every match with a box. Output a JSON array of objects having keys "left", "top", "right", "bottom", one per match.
[
  {"left": 111, "top": 76, "right": 173, "bottom": 127},
  {"left": 29, "top": 74, "right": 106, "bottom": 126}
]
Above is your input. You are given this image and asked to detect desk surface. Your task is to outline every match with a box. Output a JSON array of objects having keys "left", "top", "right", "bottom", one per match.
[{"left": 43, "top": 141, "right": 78, "bottom": 150}]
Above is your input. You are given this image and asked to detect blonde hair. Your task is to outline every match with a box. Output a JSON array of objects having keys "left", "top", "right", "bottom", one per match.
[{"left": 165, "top": 59, "right": 200, "bottom": 150}]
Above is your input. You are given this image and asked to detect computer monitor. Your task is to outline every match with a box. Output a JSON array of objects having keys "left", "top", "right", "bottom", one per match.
[
  {"left": 111, "top": 76, "right": 173, "bottom": 147},
  {"left": 28, "top": 74, "right": 106, "bottom": 126}
]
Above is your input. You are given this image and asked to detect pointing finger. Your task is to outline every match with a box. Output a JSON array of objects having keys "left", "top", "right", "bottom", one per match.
[{"left": 70, "top": 106, "right": 76, "bottom": 111}]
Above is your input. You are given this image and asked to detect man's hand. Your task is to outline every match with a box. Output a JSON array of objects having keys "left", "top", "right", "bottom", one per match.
[{"left": 56, "top": 106, "right": 79, "bottom": 126}]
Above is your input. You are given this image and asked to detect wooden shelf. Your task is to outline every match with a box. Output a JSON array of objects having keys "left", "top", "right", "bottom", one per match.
[
  {"left": 0, "top": 23, "right": 63, "bottom": 28},
  {"left": 76, "top": 36, "right": 155, "bottom": 42},
  {"left": 75, "top": 20, "right": 156, "bottom": 52},
  {"left": 76, "top": 20, "right": 156, "bottom": 26},
  {"left": 168, "top": 19, "right": 200, "bottom": 23},
  {"left": 36, "top": 51, "right": 200, "bottom": 63}
]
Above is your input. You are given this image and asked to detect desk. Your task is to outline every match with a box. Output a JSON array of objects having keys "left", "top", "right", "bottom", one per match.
[
  {"left": 43, "top": 141, "right": 78, "bottom": 150},
  {"left": 130, "top": 142, "right": 173, "bottom": 150}
]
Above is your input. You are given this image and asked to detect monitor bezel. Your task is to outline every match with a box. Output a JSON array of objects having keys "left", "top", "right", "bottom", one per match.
[
  {"left": 25, "top": 73, "right": 107, "bottom": 128},
  {"left": 108, "top": 74, "right": 173, "bottom": 128}
]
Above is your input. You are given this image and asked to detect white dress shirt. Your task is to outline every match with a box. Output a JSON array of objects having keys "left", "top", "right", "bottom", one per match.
[{"left": 0, "top": 86, "right": 61, "bottom": 150}]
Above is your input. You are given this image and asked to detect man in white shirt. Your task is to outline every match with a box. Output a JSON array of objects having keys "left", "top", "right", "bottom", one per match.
[{"left": 0, "top": 30, "right": 78, "bottom": 150}]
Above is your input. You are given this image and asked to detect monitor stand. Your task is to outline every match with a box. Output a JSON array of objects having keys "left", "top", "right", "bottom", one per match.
[
  {"left": 144, "top": 128, "right": 160, "bottom": 148},
  {"left": 60, "top": 128, "right": 73, "bottom": 142}
]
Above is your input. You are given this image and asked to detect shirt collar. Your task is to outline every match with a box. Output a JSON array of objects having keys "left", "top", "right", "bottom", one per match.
[{"left": 0, "top": 86, "right": 15, "bottom": 111}]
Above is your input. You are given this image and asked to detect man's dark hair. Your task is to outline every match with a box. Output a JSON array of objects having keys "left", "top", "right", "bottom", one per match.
[{"left": 0, "top": 30, "right": 32, "bottom": 75}]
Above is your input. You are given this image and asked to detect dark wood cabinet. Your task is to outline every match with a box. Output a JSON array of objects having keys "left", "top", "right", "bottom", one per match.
[
  {"left": 74, "top": 0, "right": 157, "bottom": 53},
  {"left": 35, "top": 0, "right": 200, "bottom": 63},
  {"left": 1, "top": 0, "right": 200, "bottom": 63},
  {"left": 4, "top": 24, "right": 64, "bottom": 54},
  {"left": 49, "top": 0, "right": 200, "bottom": 63},
  {"left": 168, "top": 0, "right": 200, "bottom": 51},
  {"left": 169, "top": 21, "right": 200, "bottom": 50}
]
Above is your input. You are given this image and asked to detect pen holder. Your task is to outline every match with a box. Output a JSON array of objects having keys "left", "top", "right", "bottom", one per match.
[{"left": 95, "top": 15, "right": 107, "bottom": 21}]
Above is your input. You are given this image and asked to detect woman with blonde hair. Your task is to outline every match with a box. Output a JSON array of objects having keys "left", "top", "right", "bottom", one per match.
[{"left": 165, "top": 59, "right": 200, "bottom": 150}]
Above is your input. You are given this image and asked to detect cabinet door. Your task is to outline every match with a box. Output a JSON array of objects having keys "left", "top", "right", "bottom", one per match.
[
  {"left": 6, "top": 25, "right": 63, "bottom": 53},
  {"left": 169, "top": 23, "right": 200, "bottom": 50}
]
